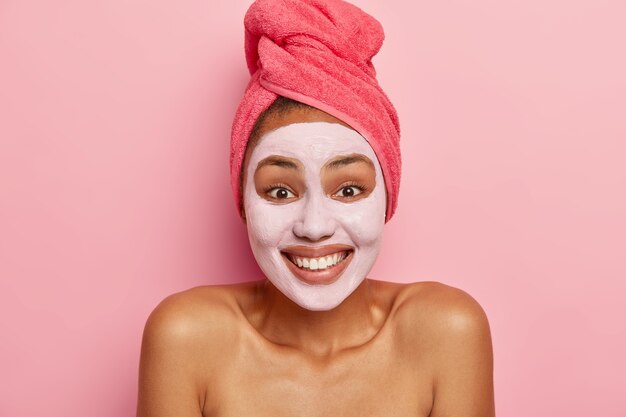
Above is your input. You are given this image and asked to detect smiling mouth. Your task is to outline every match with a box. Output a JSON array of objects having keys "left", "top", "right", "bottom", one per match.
[
  {"left": 283, "top": 250, "right": 352, "bottom": 271},
  {"left": 280, "top": 248, "right": 354, "bottom": 285}
]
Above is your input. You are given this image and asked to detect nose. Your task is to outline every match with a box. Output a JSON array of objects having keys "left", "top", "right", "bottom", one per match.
[{"left": 292, "top": 194, "right": 336, "bottom": 242}]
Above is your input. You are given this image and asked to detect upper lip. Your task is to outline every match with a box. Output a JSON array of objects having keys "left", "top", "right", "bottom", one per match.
[{"left": 280, "top": 244, "right": 353, "bottom": 258}]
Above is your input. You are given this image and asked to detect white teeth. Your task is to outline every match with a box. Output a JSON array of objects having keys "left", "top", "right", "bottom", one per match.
[
  {"left": 310, "top": 259, "right": 319, "bottom": 270},
  {"left": 287, "top": 251, "right": 351, "bottom": 271}
]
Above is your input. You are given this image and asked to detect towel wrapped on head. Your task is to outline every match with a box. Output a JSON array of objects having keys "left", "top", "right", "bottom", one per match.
[{"left": 230, "top": 0, "right": 401, "bottom": 221}]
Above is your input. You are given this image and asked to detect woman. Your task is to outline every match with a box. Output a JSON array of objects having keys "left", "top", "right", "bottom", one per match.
[{"left": 137, "top": 1, "right": 495, "bottom": 416}]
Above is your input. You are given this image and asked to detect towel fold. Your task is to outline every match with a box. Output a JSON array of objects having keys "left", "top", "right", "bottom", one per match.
[{"left": 231, "top": 0, "right": 401, "bottom": 221}]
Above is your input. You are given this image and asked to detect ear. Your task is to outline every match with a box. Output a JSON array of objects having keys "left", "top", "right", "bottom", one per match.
[{"left": 240, "top": 205, "right": 247, "bottom": 225}]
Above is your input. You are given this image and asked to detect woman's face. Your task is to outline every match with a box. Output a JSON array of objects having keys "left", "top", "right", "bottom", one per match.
[{"left": 242, "top": 109, "right": 386, "bottom": 311}]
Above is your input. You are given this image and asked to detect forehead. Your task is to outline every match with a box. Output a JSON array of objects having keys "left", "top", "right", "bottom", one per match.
[
  {"left": 255, "top": 106, "right": 353, "bottom": 138},
  {"left": 250, "top": 122, "right": 377, "bottom": 169}
]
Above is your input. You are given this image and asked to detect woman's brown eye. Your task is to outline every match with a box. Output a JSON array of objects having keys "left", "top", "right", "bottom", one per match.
[
  {"left": 337, "top": 186, "right": 362, "bottom": 198},
  {"left": 268, "top": 187, "right": 295, "bottom": 199}
]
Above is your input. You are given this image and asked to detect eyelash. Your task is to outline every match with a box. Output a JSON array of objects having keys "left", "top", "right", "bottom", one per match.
[
  {"left": 262, "top": 181, "right": 369, "bottom": 200},
  {"left": 263, "top": 183, "right": 296, "bottom": 199},
  {"left": 335, "top": 181, "right": 368, "bottom": 197}
]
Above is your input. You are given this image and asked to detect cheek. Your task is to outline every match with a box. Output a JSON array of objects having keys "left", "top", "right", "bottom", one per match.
[
  {"left": 335, "top": 189, "right": 386, "bottom": 245},
  {"left": 244, "top": 196, "right": 300, "bottom": 246}
]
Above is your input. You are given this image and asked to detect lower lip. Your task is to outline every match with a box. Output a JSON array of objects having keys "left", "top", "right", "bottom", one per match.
[{"left": 281, "top": 251, "right": 354, "bottom": 285}]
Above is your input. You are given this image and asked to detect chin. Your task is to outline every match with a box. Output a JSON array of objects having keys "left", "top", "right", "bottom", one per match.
[
  {"left": 293, "top": 296, "right": 345, "bottom": 312},
  {"left": 273, "top": 273, "right": 365, "bottom": 312}
]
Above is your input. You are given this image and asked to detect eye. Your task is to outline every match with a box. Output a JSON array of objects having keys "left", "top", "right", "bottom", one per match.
[
  {"left": 335, "top": 185, "right": 363, "bottom": 198},
  {"left": 267, "top": 187, "right": 296, "bottom": 200}
]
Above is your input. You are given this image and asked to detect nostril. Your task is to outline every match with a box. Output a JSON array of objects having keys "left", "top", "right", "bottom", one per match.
[
  {"left": 294, "top": 234, "right": 333, "bottom": 243},
  {"left": 293, "top": 227, "right": 334, "bottom": 242},
  {"left": 292, "top": 220, "right": 336, "bottom": 242}
]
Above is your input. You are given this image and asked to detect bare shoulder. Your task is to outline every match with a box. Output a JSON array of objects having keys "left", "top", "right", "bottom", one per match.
[
  {"left": 392, "top": 280, "right": 491, "bottom": 340},
  {"left": 145, "top": 284, "right": 242, "bottom": 332},
  {"left": 141, "top": 282, "right": 259, "bottom": 359},
  {"left": 137, "top": 282, "right": 259, "bottom": 417},
  {"left": 391, "top": 281, "right": 495, "bottom": 417}
]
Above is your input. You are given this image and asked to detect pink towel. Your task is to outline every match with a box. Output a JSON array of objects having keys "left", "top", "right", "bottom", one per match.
[{"left": 230, "top": 0, "right": 401, "bottom": 221}]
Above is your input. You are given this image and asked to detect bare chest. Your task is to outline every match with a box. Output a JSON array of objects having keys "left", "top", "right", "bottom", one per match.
[{"left": 204, "top": 339, "right": 433, "bottom": 417}]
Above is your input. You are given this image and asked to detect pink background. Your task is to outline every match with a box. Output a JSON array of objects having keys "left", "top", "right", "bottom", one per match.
[{"left": 1, "top": 0, "right": 625, "bottom": 415}]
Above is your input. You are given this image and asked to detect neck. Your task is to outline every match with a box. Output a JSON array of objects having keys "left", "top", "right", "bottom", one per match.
[{"left": 253, "top": 278, "right": 385, "bottom": 357}]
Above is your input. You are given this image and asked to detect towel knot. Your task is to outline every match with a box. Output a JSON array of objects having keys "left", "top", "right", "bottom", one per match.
[{"left": 245, "top": 0, "right": 383, "bottom": 77}]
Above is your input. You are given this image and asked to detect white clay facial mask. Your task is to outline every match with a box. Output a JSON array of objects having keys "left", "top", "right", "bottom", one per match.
[{"left": 243, "top": 122, "right": 386, "bottom": 311}]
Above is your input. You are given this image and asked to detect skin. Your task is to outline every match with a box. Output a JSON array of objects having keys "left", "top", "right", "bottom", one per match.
[
  {"left": 244, "top": 121, "right": 386, "bottom": 310},
  {"left": 136, "top": 107, "right": 495, "bottom": 417}
]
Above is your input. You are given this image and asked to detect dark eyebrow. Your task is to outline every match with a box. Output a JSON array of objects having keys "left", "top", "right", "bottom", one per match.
[
  {"left": 324, "top": 154, "right": 374, "bottom": 171},
  {"left": 256, "top": 156, "right": 302, "bottom": 171}
]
